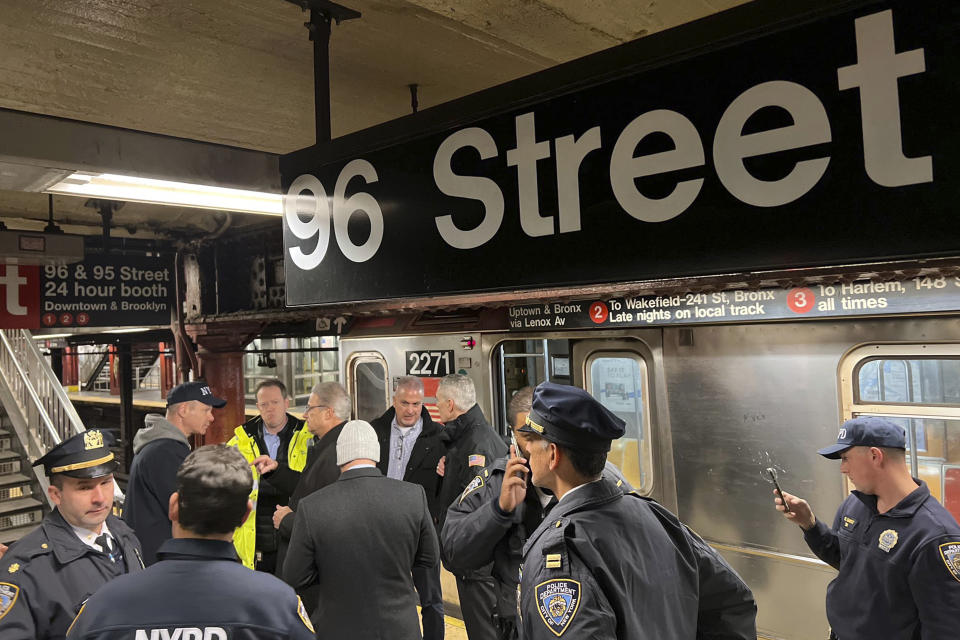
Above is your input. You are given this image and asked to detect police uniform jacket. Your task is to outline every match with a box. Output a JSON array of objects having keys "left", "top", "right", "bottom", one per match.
[
  {"left": 371, "top": 405, "right": 446, "bottom": 523},
  {"left": 442, "top": 457, "right": 632, "bottom": 621},
  {"left": 0, "top": 510, "right": 143, "bottom": 640},
  {"left": 65, "top": 538, "right": 315, "bottom": 640},
  {"left": 519, "top": 477, "right": 757, "bottom": 640},
  {"left": 436, "top": 404, "right": 508, "bottom": 530},
  {"left": 803, "top": 479, "right": 960, "bottom": 640}
]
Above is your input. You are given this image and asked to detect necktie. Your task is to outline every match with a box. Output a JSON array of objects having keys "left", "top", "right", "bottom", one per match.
[{"left": 95, "top": 533, "right": 121, "bottom": 564}]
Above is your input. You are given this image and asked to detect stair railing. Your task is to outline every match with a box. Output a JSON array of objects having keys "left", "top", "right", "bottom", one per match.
[{"left": 0, "top": 329, "right": 122, "bottom": 504}]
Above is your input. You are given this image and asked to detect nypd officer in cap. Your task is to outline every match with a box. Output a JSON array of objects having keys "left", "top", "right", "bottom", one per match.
[
  {"left": 775, "top": 416, "right": 960, "bottom": 640},
  {"left": 517, "top": 382, "right": 757, "bottom": 640},
  {"left": 442, "top": 387, "right": 633, "bottom": 640},
  {"left": 0, "top": 429, "right": 143, "bottom": 640}
]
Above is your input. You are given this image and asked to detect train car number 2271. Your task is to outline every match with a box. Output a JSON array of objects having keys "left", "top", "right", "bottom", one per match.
[{"left": 406, "top": 350, "right": 455, "bottom": 377}]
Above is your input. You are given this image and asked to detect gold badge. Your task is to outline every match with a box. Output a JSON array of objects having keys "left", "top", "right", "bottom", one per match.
[
  {"left": 6, "top": 564, "right": 19, "bottom": 574},
  {"left": 83, "top": 430, "right": 104, "bottom": 450},
  {"left": 878, "top": 529, "right": 899, "bottom": 552}
]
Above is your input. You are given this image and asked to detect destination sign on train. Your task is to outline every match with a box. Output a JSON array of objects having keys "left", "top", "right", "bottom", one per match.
[
  {"left": 505, "top": 277, "right": 960, "bottom": 331},
  {"left": 281, "top": 0, "right": 957, "bottom": 306}
]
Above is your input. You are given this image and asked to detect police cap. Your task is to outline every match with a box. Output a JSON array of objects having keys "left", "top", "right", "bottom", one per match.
[
  {"left": 33, "top": 428, "right": 118, "bottom": 478},
  {"left": 166, "top": 381, "right": 227, "bottom": 408},
  {"left": 817, "top": 416, "right": 906, "bottom": 459},
  {"left": 519, "top": 382, "right": 626, "bottom": 453}
]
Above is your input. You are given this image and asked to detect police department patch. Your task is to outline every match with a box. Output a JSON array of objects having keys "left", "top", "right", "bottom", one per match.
[
  {"left": 297, "top": 596, "right": 315, "bottom": 632},
  {"left": 535, "top": 579, "right": 580, "bottom": 636},
  {"left": 0, "top": 583, "right": 19, "bottom": 622},
  {"left": 939, "top": 542, "right": 960, "bottom": 584},
  {"left": 459, "top": 475, "right": 484, "bottom": 504}
]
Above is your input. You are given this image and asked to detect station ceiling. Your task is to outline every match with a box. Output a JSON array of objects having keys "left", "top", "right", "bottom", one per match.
[{"left": 0, "top": 0, "right": 749, "bottom": 240}]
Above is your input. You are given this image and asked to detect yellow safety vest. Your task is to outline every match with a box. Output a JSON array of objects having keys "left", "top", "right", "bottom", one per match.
[{"left": 227, "top": 419, "right": 310, "bottom": 569}]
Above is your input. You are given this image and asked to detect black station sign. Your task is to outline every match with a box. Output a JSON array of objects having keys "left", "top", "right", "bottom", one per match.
[
  {"left": 507, "top": 276, "right": 960, "bottom": 331},
  {"left": 281, "top": 0, "right": 958, "bottom": 306}
]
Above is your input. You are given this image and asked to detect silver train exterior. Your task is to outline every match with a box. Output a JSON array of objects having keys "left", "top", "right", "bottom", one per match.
[{"left": 338, "top": 315, "right": 960, "bottom": 640}]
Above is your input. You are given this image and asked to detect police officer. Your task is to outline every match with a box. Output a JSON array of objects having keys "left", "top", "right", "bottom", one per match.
[
  {"left": 775, "top": 416, "right": 960, "bottom": 640},
  {"left": 66, "top": 445, "right": 315, "bottom": 640},
  {"left": 517, "top": 382, "right": 757, "bottom": 639},
  {"left": 442, "top": 386, "right": 632, "bottom": 640},
  {"left": 0, "top": 429, "right": 143, "bottom": 640}
]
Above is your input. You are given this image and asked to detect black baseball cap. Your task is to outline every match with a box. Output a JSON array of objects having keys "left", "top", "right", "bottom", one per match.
[
  {"left": 817, "top": 416, "right": 906, "bottom": 459},
  {"left": 33, "top": 429, "right": 118, "bottom": 479},
  {"left": 166, "top": 381, "right": 227, "bottom": 408},
  {"left": 519, "top": 382, "right": 626, "bottom": 453}
]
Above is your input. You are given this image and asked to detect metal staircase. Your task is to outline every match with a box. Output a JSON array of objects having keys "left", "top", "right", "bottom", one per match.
[{"left": 0, "top": 328, "right": 95, "bottom": 544}]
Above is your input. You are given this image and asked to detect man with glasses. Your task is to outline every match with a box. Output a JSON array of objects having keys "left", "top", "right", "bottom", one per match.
[
  {"left": 371, "top": 376, "right": 446, "bottom": 640},
  {"left": 227, "top": 379, "right": 310, "bottom": 573},
  {"left": 272, "top": 381, "right": 351, "bottom": 613}
]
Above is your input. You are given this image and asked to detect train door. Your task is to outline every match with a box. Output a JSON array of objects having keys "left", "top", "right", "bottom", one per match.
[
  {"left": 346, "top": 351, "right": 389, "bottom": 421},
  {"left": 841, "top": 344, "right": 960, "bottom": 522},
  {"left": 488, "top": 332, "right": 676, "bottom": 509}
]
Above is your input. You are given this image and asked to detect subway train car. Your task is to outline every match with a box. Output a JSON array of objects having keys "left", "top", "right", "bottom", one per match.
[{"left": 337, "top": 306, "right": 960, "bottom": 640}]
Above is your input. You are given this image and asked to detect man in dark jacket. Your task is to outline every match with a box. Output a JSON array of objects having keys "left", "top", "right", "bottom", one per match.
[
  {"left": 123, "top": 381, "right": 226, "bottom": 565},
  {"left": 517, "top": 383, "right": 756, "bottom": 640},
  {"left": 435, "top": 373, "right": 508, "bottom": 640},
  {"left": 284, "top": 420, "right": 439, "bottom": 639},
  {"left": 371, "top": 376, "right": 446, "bottom": 640},
  {"left": 271, "top": 381, "right": 350, "bottom": 613},
  {"left": 442, "top": 387, "right": 633, "bottom": 640},
  {"left": 0, "top": 430, "right": 143, "bottom": 640},
  {"left": 66, "top": 445, "right": 314, "bottom": 640}
]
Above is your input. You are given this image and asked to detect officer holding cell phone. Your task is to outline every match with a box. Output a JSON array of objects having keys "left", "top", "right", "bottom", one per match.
[
  {"left": 775, "top": 416, "right": 960, "bottom": 640},
  {"left": 441, "top": 387, "right": 632, "bottom": 640}
]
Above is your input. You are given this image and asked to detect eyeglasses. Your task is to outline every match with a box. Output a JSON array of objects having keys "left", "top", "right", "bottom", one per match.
[{"left": 304, "top": 404, "right": 327, "bottom": 415}]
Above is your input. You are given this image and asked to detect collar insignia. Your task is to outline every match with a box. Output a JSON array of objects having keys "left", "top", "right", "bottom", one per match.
[
  {"left": 842, "top": 516, "right": 856, "bottom": 530},
  {"left": 6, "top": 564, "right": 18, "bottom": 574},
  {"left": 536, "top": 579, "right": 581, "bottom": 636},
  {"left": 459, "top": 475, "right": 484, "bottom": 504},
  {"left": 84, "top": 430, "right": 104, "bottom": 450},
  {"left": 878, "top": 529, "right": 899, "bottom": 552},
  {"left": 0, "top": 582, "right": 19, "bottom": 622},
  {"left": 939, "top": 542, "right": 960, "bottom": 583}
]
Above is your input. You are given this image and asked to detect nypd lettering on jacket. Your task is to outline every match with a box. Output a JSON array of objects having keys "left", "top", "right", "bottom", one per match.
[
  {"left": 281, "top": 1, "right": 954, "bottom": 306},
  {"left": 133, "top": 629, "right": 225, "bottom": 640}
]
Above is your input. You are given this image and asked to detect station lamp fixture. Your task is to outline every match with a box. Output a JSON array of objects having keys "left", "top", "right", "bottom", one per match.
[{"left": 44, "top": 172, "right": 284, "bottom": 216}]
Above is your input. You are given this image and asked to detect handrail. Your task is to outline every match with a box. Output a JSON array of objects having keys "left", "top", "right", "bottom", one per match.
[
  {"left": 20, "top": 331, "right": 88, "bottom": 435},
  {"left": 0, "top": 330, "right": 63, "bottom": 449}
]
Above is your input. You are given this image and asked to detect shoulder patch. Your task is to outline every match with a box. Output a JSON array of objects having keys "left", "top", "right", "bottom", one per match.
[
  {"left": 0, "top": 582, "right": 20, "bottom": 622},
  {"left": 459, "top": 475, "right": 485, "bottom": 504},
  {"left": 536, "top": 578, "right": 581, "bottom": 636},
  {"left": 296, "top": 595, "right": 315, "bottom": 633},
  {"left": 468, "top": 454, "right": 486, "bottom": 467},
  {"left": 939, "top": 542, "right": 960, "bottom": 583}
]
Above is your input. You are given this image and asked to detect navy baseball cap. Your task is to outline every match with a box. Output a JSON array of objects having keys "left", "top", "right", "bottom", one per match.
[
  {"left": 166, "top": 381, "right": 227, "bottom": 408},
  {"left": 33, "top": 429, "right": 118, "bottom": 479},
  {"left": 817, "top": 416, "right": 906, "bottom": 459},
  {"left": 519, "top": 382, "right": 626, "bottom": 453}
]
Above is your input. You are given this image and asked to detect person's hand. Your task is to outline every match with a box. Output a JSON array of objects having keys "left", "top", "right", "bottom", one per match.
[
  {"left": 498, "top": 445, "right": 528, "bottom": 514},
  {"left": 274, "top": 505, "right": 293, "bottom": 529},
  {"left": 0, "top": 543, "right": 7, "bottom": 560},
  {"left": 437, "top": 455, "right": 446, "bottom": 477},
  {"left": 253, "top": 455, "right": 278, "bottom": 475},
  {"left": 774, "top": 489, "right": 816, "bottom": 530}
]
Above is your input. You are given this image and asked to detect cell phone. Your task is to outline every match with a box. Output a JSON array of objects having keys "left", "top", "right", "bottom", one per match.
[{"left": 766, "top": 467, "right": 790, "bottom": 513}]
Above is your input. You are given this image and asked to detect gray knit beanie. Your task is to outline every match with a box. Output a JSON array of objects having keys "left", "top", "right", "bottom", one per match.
[{"left": 336, "top": 420, "right": 381, "bottom": 466}]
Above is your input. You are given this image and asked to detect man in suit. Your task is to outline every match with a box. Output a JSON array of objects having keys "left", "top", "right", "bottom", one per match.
[
  {"left": 283, "top": 420, "right": 440, "bottom": 639},
  {"left": 371, "top": 376, "right": 446, "bottom": 640}
]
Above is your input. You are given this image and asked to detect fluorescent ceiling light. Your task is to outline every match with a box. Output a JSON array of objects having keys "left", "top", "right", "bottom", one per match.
[
  {"left": 102, "top": 327, "right": 151, "bottom": 334},
  {"left": 45, "top": 172, "right": 283, "bottom": 216},
  {"left": 33, "top": 333, "right": 72, "bottom": 339}
]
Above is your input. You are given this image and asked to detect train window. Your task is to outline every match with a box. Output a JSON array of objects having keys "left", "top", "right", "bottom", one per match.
[
  {"left": 842, "top": 347, "right": 960, "bottom": 522},
  {"left": 244, "top": 336, "right": 339, "bottom": 405},
  {"left": 494, "top": 339, "right": 572, "bottom": 429},
  {"left": 349, "top": 353, "right": 389, "bottom": 421},
  {"left": 585, "top": 352, "right": 651, "bottom": 494}
]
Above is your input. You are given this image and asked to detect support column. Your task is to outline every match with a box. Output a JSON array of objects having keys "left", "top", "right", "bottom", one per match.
[
  {"left": 116, "top": 342, "right": 135, "bottom": 472},
  {"left": 49, "top": 347, "right": 64, "bottom": 383},
  {"left": 186, "top": 321, "right": 263, "bottom": 445}
]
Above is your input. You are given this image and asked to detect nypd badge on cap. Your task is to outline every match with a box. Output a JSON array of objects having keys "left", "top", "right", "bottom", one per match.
[{"left": 33, "top": 429, "right": 118, "bottom": 479}]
